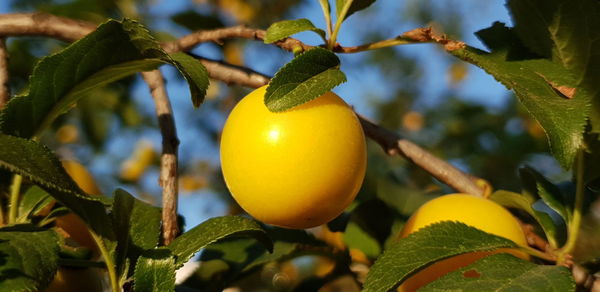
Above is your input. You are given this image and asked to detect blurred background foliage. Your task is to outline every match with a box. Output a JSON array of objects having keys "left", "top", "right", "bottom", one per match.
[{"left": 2, "top": 0, "right": 598, "bottom": 291}]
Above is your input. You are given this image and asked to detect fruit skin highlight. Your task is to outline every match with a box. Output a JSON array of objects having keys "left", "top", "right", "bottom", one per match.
[
  {"left": 397, "top": 194, "right": 528, "bottom": 292},
  {"left": 220, "top": 86, "right": 367, "bottom": 229}
]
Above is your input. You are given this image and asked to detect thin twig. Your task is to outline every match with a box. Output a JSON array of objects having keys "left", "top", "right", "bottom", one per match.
[
  {"left": 0, "top": 38, "right": 10, "bottom": 108},
  {"left": 141, "top": 70, "right": 180, "bottom": 245},
  {"left": 0, "top": 13, "right": 95, "bottom": 41},
  {"left": 162, "top": 25, "right": 311, "bottom": 54}
]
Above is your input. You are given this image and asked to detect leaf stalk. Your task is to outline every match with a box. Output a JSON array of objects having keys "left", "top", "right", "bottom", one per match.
[{"left": 8, "top": 174, "right": 22, "bottom": 224}]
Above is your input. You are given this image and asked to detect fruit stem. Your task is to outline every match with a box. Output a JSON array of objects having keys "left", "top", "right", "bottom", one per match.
[
  {"left": 557, "top": 149, "right": 585, "bottom": 264},
  {"left": 520, "top": 246, "right": 556, "bottom": 262},
  {"left": 8, "top": 174, "right": 23, "bottom": 224},
  {"left": 90, "top": 231, "right": 120, "bottom": 292},
  {"left": 328, "top": 0, "right": 354, "bottom": 50},
  {"left": 318, "top": 0, "right": 333, "bottom": 43}
]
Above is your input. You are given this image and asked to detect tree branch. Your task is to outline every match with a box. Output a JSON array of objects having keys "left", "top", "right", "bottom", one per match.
[
  {"left": 0, "top": 13, "right": 95, "bottom": 41},
  {"left": 141, "top": 70, "right": 180, "bottom": 245},
  {"left": 0, "top": 38, "right": 9, "bottom": 108},
  {"left": 162, "top": 25, "right": 311, "bottom": 54}
]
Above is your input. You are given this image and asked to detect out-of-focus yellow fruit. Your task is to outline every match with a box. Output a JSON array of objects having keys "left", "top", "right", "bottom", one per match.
[
  {"left": 220, "top": 86, "right": 366, "bottom": 229},
  {"left": 56, "top": 161, "right": 102, "bottom": 257},
  {"left": 219, "top": 0, "right": 256, "bottom": 23},
  {"left": 120, "top": 140, "right": 155, "bottom": 182},
  {"left": 61, "top": 160, "right": 101, "bottom": 195},
  {"left": 179, "top": 175, "right": 208, "bottom": 192},
  {"left": 56, "top": 124, "right": 79, "bottom": 144},
  {"left": 224, "top": 43, "right": 244, "bottom": 66},
  {"left": 402, "top": 111, "right": 424, "bottom": 132},
  {"left": 397, "top": 194, "right": 528, "bottom": 292},
  {"left": 43, "top": 267, "right": 105, "bottom": 292}
]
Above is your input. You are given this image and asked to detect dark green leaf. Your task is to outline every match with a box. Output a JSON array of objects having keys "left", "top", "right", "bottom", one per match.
[
  {"left": 265, "top": 47, "right": 346, "bottom": 112},
  {"left": 0, "top": 19, "right": 208, "bottom": 138},
  {"left": 169, "top": 52, "right": 209, "bottom": 107},
  {"left": 420, "top": 253, "right": 575, "bottom": 292},
  {"left": 489, "top": 190, "right": 564, "bottom": 247},
  {"left": 171, "top": 11, "right": 224, "bottom": 31},
  {"left": 191, "top": 228, "right": 326, "bottom": 289},
  {"left": 450, "top": 22, "right": 591, "bottom": 168},
  {"left": 112, "top": 189, "right": 161, "bottom": 278},
  {"left": 520, "top": 166, "right": 570, "bottom": 220},
  {"left": 17, "top": 186, "right": 53, "bottom": 223},
  {"left": 264, "top": 19, "right": 326, "bottom": 43},
  {"left": 362, "top": 221, "right": 519, "bottom": 292},
  {"left": 167, "top": 216, "right": 272, "bottom": 268},
  {"left": 336, "top": 0, "right": 376, "bottom": 20},
  {"left": 134, "top": 249, "right": 176, "bottom": 292},
  {"left": 508, "top": 0, "right": 600, "bottom": 135},
  {"left": 0, "top": 134, "right": 115, "bottom": 257},
  {"left": 0, "top": 226, "right": 60, "bottom": 292}
]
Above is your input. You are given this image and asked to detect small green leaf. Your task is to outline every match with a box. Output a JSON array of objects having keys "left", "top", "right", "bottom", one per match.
[
  {"left": 521, "top": 166, "right": 570, "bottom": 221},
  {"left": 134, "top": 249, "right": 176, "bottom": 292},
  {"left": 17, "top": 186, "right": 53, "bottom": 223},
  {"left": 0, "top": 225, "right": 60, "bottom": 292},
  {"left": 167, "top": 216, "right": 272, "bottom": 268},
  {"left": 489, "top": 190, "right": 563, "bottom": 247},
  {"left": 264, "top": 19, "right": 326, "bottom": 43},
  {"left": 265, "top": 47, "right": 346, "bottom": 112},
  {"left": 336, "top": 0, "right": 376, "bottom": 20},
  {"left": 362, "top": 221, "right": 519, "bottom": 292},
  {"left": 450, "top": 22, "right": 591, "bottom": 168},
  {"left": 112, "top": 189, "right": 161, "bottom": 278},
  {"left": 0, "top": 134, "right": 115, "bottom": 256},
  {"left": 420, "top": 253, "right": 575, "bottom": 292},
  {"left": 0, "top": 19, "right": 208, "bottom": 138}
]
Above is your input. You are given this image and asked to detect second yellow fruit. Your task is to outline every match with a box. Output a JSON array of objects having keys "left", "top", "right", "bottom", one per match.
[
  {"left": 220, "top": 86, "right": 367, "bottom": 229},
  {"left": 397, "top": 194, "right": 528, "bottom": 292}
]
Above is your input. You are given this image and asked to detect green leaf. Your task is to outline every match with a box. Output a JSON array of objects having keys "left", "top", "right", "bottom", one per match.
[
  {"left": 265, "top": 47, "right": 346, "bottom": 112},
  {"left": 192, "top": 227, "right": 326, "bottom": 289},
  {"left": 17, "top": 186, "right": 53, "bottom": 223},
  {"left": 508, "top": 0, "right": 600, "bottom": 135},
  {"left": 0, "top": 19, "right": 208, "bottom": 138},
  {"left": 335, "top": 0, "right": 376, "bottom": 20},
  {"left": 170, "top": 52, "right": 210, "bottom": 107},
  {"left": 134, "top": 249, "right": 176, "bottom": 292},
  {"left": 264, "top": 19, "right": 326, "bottom": 43},
  {"left": 0, "top": 133, "right": 115, "bottom": 256},
  {"left": 167, "top": 216, "right": 272, "bottom": 268},
  {"left": 0, "top": 225, "right": 60, "bottom": 292},
  {"left": 171, "top": 11, "right": 224, "bottom": 31},
  {"left": 450, "top": 22, "right": 591, "bottom": 168},
  {"left": 362, "top": 221, "right": 520, "bottom": 292},
  {"left": 521, "top": 166, "right": 570, "bottom": 221},
  {"left": 489, "top": 190, "right": 564, "bottom": 247},
  {"left": 420, "top": 253, "right": 575, "bottom": 292},
  {"left": 112, "top": 189, "right": 161, "bottom": 278}
]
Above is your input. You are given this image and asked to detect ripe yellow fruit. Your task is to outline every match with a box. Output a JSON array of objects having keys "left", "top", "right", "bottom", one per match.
[
  {"left": 56, "top": 160, "right": 102, "bottom": 257},
  {"left": 220, "top": 86, "right": 367, "bottom": 229},
  {"left": 120, "top": 140, "right": 156, "bottom": 182},
  {"left": 43, "top": 267, "right": 106, "bottom": 292},
  {"left": 398, "top": 194, "right": 528, "bottom": 292}
]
